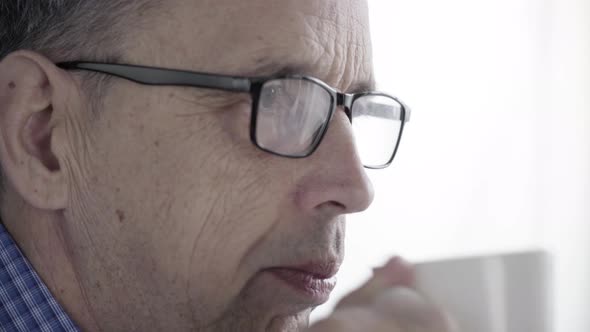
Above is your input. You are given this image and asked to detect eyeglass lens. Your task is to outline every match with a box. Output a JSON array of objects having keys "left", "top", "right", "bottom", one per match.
[
  {"left": 351, "top": 95, "right": 403, "bottom": 168},
  {"left": 255, "top": 78, "right": 404, "bottom": 167},
  {"left": 256, "top": 78, "right": 332, "bottom": 156}
]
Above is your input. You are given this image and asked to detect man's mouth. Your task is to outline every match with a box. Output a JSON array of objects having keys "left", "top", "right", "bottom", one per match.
[{"left": 263, "top": 262, "right": 339, "bottom": 304}]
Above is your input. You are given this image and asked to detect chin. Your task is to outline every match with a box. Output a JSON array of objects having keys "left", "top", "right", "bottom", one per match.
[
  {"left": 203, "top": 308, "right": 311, "bottom": 332},
  {"left": 265, "top": 312, "right": 311, "bottom": 332},
  {"left": 208, "top": 270, "right": 323, "bottom": 331}
]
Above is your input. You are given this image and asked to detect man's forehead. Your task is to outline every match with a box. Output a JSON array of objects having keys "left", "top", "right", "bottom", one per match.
[
  {"left": 239, "top": 60, "right": 376, "bottom": 93},
  {"left": 134, "top": 0, "right": 373, "bottom": 92}
]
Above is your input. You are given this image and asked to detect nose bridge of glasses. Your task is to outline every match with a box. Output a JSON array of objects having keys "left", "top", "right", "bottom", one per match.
[{"left": 336, "top": 92, "right": 354, "bottom": 121}]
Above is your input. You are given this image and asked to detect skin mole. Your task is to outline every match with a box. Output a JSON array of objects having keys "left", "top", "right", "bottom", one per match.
[{"left": 116, "top": 210, "right": 126, "bottom": 223}]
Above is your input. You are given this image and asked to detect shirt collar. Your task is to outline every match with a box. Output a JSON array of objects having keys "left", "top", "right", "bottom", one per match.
[{"left": 0, "top": 223, "right": 79, "bottom": 331}]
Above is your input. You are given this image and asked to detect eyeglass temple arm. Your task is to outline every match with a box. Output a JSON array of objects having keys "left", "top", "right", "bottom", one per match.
[
  {"left": 337, "top": 93, "right": 412, "bottom": 123},
  {"left": 56, "top": 62, "right": 252, "bottom": 93}
]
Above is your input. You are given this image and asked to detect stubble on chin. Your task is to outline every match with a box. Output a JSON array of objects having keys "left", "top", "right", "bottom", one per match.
[{"left": 195, "top": 295, "right": 311, "bottom": 332}]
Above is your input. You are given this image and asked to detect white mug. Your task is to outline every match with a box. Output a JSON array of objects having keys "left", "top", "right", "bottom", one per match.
[{"left": 414, "top": 250, "right": 552, "bottom": 332}]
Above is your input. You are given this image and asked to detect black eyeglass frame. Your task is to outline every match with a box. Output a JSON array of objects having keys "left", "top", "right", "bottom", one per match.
[{"left": 57, "top": 62, "right": 411, "bottom": 169}]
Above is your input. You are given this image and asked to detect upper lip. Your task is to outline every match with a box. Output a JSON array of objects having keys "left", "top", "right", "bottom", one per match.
[{"left": 270, "top": 261, "right": 340, "bottom": 279}]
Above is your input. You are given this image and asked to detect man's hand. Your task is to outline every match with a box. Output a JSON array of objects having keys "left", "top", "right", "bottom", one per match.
[{"left": 307, "top": 257, "right": 457, "bottom": 332}]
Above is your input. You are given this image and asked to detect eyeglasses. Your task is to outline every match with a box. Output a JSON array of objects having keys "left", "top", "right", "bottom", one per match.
[{"left": 57, "top": 62, "right": 411, "bottom": 169}]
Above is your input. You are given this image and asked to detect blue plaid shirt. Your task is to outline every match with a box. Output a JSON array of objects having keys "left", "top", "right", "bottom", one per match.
[{"left": 0, "top": 223, "right": 79, "bottom": 332}]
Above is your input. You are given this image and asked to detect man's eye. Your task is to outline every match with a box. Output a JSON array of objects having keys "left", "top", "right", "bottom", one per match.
[{"left": 261, "top": 86, "right": 285, "bottom": 108}]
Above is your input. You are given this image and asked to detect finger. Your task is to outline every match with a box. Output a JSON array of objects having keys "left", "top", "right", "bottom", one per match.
[
  {"left": 375, "top": 287, "right": 457, "bottom": 332},
  {"left": 337, "top": 256, "right": 416, "bottom": 308},
  {"left": 374, "top": 287, "right": 434, "bottom": 322}
]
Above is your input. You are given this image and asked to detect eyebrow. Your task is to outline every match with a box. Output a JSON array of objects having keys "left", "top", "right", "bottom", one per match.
[{"left": 241, "top": 61, "right": 376, "bottom": 93}]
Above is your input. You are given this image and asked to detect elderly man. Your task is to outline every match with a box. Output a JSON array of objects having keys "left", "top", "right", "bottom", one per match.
[{"left": 0, "top": 1, "right": 454, "bottom": 331}]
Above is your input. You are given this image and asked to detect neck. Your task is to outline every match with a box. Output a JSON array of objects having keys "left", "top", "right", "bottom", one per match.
[{"left": 1, "top": 193, "right": 101, "bottom": 331}]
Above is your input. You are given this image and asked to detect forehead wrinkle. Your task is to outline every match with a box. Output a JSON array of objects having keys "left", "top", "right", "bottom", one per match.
[
  {"left": 310, "top": 3, "right": 370, "bottom": 76},
  {"left": 240, "top": 57, "right": 375, "bottom": 94},
  {"left": 135, "top": 0, "right": 373, "bottom": 92},
  {"left": 236, "top": 34, "right": 372, "bottom": 93},
  {"left": 204, "top": 1, "right": 372, "bottom": 93},
  {"left": 298, "top": 8, "right": 373, "bottom": 93},
  {"left": 240, "top": 24, "right": 373, "bottom": 92}
]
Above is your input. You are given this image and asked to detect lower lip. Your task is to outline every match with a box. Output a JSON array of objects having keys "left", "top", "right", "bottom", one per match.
[{"left": 266, "top": 268, "right": 337, "bottom": 304}]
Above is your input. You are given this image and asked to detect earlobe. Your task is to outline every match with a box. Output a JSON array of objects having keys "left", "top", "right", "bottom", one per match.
[{"left": 0, "top": 51, "right": 70, "bottom": 210}]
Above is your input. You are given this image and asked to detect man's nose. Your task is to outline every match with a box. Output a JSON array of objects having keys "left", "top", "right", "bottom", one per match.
[{"left": 295, "top": 109, "right": 375, "bottom": 214}]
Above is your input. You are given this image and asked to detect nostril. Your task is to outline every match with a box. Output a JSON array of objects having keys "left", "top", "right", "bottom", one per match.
[{"left": 325, "top": 200, "right": 346, "bottom": 210}]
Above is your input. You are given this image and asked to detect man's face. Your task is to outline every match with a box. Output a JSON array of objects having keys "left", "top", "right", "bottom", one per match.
[{"left": 64, "top": 0, "right": 374, "bottom": 330}]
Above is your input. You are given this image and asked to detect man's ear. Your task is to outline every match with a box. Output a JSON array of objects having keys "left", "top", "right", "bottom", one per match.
[{"left": 0, "top": 51, "right": 76, "bottom": 210}]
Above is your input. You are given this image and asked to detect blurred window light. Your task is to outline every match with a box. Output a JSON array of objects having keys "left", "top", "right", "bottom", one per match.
[{"left": 311, "top": 2, "right": 590, "bottom": 332}]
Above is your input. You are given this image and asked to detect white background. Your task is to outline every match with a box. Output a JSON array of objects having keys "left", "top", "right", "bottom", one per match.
[{"left": 310, "top": 1, "right": 590, "bottom": 331}]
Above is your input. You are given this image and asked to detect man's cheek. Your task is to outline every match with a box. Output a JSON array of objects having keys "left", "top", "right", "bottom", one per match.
[
  {"left": 193, "top": 185, "right": 274, "bottom": 269},
  {"left": 231, "top": 171, "right": 282, "bottom": 226}
]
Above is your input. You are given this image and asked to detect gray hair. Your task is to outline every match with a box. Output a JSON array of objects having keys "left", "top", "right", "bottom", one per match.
[
  {"left": 0, "top": 0, "right": 158, "bottom": 196},
  {"left": 0, "top": 1, "right": 159, "bottom": 61}
]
